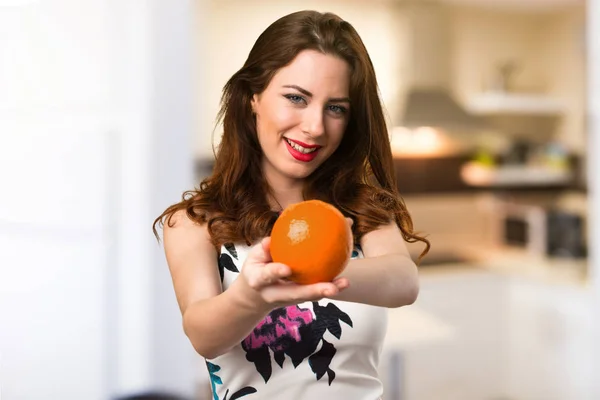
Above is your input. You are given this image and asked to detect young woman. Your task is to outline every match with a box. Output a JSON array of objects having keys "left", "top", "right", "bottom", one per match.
[{"left": 153, "top": 10, "right": 429, "bottom": 400}]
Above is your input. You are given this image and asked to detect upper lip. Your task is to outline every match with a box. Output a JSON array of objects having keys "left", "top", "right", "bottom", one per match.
[{"left": 285, "top": 137, "right": 322, "bottom": 149}]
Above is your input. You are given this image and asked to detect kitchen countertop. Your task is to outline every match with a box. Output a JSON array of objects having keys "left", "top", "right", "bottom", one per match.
[
  {"left": 381, "top": 247, "right": 589, "bottom": 352},
  {"left": 383, "top": 304, "right": 456, "bottom": 352},
  {"left": 386, "top": 247, "right": 589, "bottom": 348},
  {"left": 382, "top": 253, "right": 594, "bottom": 400},
  {"left": 382, "top": 249, "right": 589, "bottom": 356}
]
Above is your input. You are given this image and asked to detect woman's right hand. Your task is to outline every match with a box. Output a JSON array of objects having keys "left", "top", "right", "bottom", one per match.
[{"left": 233, "top": 237, "right": 350, "bottom": 312}]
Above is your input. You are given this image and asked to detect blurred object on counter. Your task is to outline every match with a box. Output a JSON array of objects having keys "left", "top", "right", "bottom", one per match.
[
  {"left": 494, "top": 197, "right": 587, "bottom": 260},
  {"left": 499, "top": 139, "right": 570, "bottom": 169},
  {"left": 500, "top": 140, "right": 532, "bottom": 165},
  {"left": 546, "top": 209, "right": 587, "bottom": 258},
  {"left": 542, "top": 142, "right": 571, "bottom": 170},
  {"left": 472, "top": 146, "right": 497, "bottom": 168},
  {"left": 461, "top": 139, "right": 576, "bottom": 189},
  {"left": 461, "top": 162, "right": 573, "bottom": 187}
]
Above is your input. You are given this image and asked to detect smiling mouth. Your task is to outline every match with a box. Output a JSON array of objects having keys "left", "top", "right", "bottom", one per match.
[{"left": 284, "top": 138, "right": 321, "bottom": 154}]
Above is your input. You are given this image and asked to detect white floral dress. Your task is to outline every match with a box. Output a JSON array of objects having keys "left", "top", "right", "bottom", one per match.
[{"left": 204, "top": 241, "right": 388, "bottom": 400}]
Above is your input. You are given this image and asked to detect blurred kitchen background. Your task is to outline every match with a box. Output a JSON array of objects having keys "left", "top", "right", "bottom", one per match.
[{"left": 2, "top": 0, "right": 600, "bottom": 399}]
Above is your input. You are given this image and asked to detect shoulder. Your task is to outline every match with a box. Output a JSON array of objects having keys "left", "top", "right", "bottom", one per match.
[
  {"left": 164, "top": 208, "right": 202, "bottom": 228},
  {"left": 163, "top": 209, "right": 215, "bottom": 262},
  {"left": 164, "top": 209, "right": 209, "bottom": 239}
]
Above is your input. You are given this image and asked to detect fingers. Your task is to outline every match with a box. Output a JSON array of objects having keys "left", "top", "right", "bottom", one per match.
[
  {"left": 259, "top": 263, "right": 291, "bottom": 286},
  {"left": 346, "top": 217, "right": 354, "bottom": 227},
  {"left": 293, "top": 282, "right": 343, "bottom": 301},
  {"left": 245, "top": 262, "right": 291, "bottom": 290},
  {"left": 247, "top": 237, "right": 273, "bottom": 265},
  {"left": 332, "top": 277, "right": 350, "bottom": 291},
  {"left": 262, "top": 279, "right": 350, "bottom": 305},
  {"left": 260, "top": 236, "right": 272, "bottom": 257}
]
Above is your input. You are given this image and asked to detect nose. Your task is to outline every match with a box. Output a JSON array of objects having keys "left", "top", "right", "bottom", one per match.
[{"left": 302, "top": 105, "right": 325, "bottom": 138}]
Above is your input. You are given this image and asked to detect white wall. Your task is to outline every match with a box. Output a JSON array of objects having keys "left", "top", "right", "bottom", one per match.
[
  {"left": 587, "top": 0, "right": 600, "bottom": 397},
  {"left": 0, "top": 0, "right": 199, "bottom": 398},
  {"left": 0, "top": 2, "right": 115, "bottom": 398},
  {"left": 145, "top": 0, "right": 201, "bottom": 393}
]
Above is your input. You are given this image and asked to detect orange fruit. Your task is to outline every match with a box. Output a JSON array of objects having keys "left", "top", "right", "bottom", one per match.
[{"left": 270, "top": 200, "right": 352, "bottom": 284}]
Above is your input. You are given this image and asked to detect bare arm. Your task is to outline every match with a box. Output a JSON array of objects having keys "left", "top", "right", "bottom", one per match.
[
  {"left": 163, "top": 211, "right": 348, "bottom": 359},
  {"left": 331, "top": 220, "right": 419, "bottom": 308},
  {"left": 163, "top": 211, "right": 266, "bottom": 359}
]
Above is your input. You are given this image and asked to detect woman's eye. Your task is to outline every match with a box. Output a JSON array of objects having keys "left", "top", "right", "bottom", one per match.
[
  {"left": 328, "top": 105, "right": 348, "bottom": 115},
  {"left": 284, "top": 94, "right": 306, "bottom": 104}
]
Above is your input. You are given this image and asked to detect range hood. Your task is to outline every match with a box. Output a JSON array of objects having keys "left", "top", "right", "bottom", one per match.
[{"left": 399, "top": 1, "right": 484, "bottom": 132}]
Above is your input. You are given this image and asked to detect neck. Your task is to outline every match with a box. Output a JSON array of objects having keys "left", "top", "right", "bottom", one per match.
[
  {"left": 263, "top": 167, "right": 305, "bottom": 211},
  {"left": 268, "top": 186, "right": 305, "bottom": 211}
]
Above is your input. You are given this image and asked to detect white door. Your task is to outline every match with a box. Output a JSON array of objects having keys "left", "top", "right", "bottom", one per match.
[{"left": 0, "top": 1, "right": 198, "bottom": 398}]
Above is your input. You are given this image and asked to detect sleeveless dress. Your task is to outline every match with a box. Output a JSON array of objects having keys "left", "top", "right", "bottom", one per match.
[{"left": 205, "top": 241, "right": 389, "bottom": 400}]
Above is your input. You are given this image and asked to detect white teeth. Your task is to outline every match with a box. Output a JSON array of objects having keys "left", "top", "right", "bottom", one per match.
[{"left": 285, "top": 138, "right": 318, "bottom": 154}]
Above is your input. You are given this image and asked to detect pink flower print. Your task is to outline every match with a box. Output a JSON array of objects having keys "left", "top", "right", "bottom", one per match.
[
  {"left": 241, "top": 301, "right": 353, "bottom": 384},
  {"left": 243, "top": 305, "right": 313, "bottom": 352}
]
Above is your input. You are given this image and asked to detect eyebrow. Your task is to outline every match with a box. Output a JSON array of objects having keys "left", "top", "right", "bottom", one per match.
[{"left": 282, "top": 84, "right": 351, "bottom": 103}]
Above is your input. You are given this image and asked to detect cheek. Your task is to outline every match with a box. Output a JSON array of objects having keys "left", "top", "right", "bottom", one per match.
[
  {"left": 271, "top": 109, "right": 298, "bottom": 133},
  {"left": 325, "top": 120, "right": 347, "bottom": 147},
  {"left": 257, "top": 105, "right": 297, "bottom": 136}
]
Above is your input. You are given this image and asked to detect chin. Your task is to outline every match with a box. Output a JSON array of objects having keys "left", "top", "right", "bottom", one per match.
[{"left": 284, "top": 167, "right": 314, "bottom": 180}]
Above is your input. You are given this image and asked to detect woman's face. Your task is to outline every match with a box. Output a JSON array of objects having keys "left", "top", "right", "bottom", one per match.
[{"left": 251, "top": 50, "right": 351, "bottom": 186}]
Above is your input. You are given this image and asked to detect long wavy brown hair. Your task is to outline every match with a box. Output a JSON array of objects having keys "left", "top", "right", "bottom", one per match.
[{"left": 153, "top": 10, "right": 430, "bottom": 262}]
